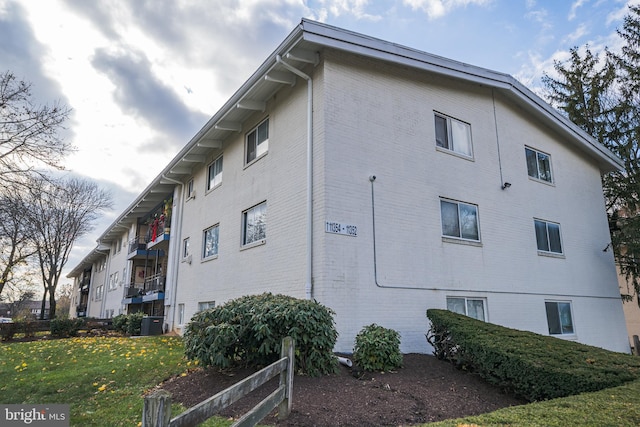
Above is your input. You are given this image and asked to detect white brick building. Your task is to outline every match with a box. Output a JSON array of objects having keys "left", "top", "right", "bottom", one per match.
[{"left": 68, "top": 19, "right": 630, "bottom": 354}]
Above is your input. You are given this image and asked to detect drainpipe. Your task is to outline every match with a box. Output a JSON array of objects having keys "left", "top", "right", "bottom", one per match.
[
  {"left": 160, "top": 175, "right": 184, "bottom": 331},
  {"left": 276, "top": 54, "right": 314, "bottom": 300}
]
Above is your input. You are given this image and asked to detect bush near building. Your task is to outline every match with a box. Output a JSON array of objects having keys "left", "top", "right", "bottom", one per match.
[
  {"left": 184, "top": 293, "right": 339, "bottom": 376},
  {"left": 353, "top": 323, "right": 402, "bottom": 372}
]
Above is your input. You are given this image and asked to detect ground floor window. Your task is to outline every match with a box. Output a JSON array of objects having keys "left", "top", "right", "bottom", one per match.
[
  {"left": 198, "top": 301, "right": 215, "bottom": 312},
  {"left": 178, "top": 304, "right": 185, "bottom": 325},
  {"left": 446, "top": 297, "right": 486, "bottom": 321},
  {"left": 545, "top": 301, "right": 574, "bottom": 335}
]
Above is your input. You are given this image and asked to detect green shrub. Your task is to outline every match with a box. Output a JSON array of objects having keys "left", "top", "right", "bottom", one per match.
[
  {"left": 112, "top": 314, "right": 128, "bottom": 333},
  {"left": 184, "top": 293, "right": 339, "bottom": 376},
  {"left": 353, "top": 324, "right": 402, "bottom": 372},
  {"left": 0, "top": 322, "right": 18, "bottom": 341},
  {"left": 426, "top": 309, "right": 640, "bottom": 401},
  {"left": 50, "top": 318, "right": 85, "bottom": 337},
  {"left": 126, "top": 312, "right": 144, "bottom": 336},
  {"left": 111, "top": 312, "right": 144, "bottom": 335}
]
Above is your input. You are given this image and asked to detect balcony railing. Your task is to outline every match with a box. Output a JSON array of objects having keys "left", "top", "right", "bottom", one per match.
[
  {"left": 128, "top": 236, "right": 147, "bottom": 254},
  {"left": 124, "top": 275, "right": 165, "bottom": 300}
]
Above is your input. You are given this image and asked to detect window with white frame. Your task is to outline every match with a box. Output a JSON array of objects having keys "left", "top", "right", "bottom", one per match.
[
  {"left": 440, "top": 199, "right": 480, "bottom": 241},
  {"left": 178, "top": 304, "right": 185, "bottom": 325},
  {"left": 242, "top": 202, "right": 267, "bottom": 246},
  {"left": 198, "top": 301, "right": 216, "bottom": 312},
  {"left": 187, "top": 178, "right": 195, "bottom": 199},
  {"left": 95, "top": 284, "right": 104, "bottom": 300},
  {"left": 525, "top": 147, "right": 553, "bottom": 183},
  {"left": 246, "top": 118, "right": 269, "bottom": 164},
  {"left": 203, "top": 224, "right": 219, "bottom": 259},
  {"left": 434, "top": 113, "right": 473, "bottom": 157},
  {"left": 109, "top": 271, "right": 119, "bottom": 290},
  {"left": 446, "top": 297, "right": 486, "bottom": 321},
  {"left": 545, "top": 301, "right": 574, "bottom": 335},
  {"left": 534, "top": 219, "right": 563, "bottom": 254},
  {"left": 182, "top": 237, "right": 190, "bottom": 259},
  {"left": 207, "top": 155, "right": 223, "bottom": 190}
]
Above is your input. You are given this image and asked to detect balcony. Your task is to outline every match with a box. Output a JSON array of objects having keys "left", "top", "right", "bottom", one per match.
[
  {"left": 146, "top": 220, "right": 170, "bottom": 249},
  {"left": 76, "top": 305, "right": 87, "bottom": 318},
  {"left": 123, "top": 275, "right": 166, "bottom": 305},
  {"left": 128, "top": 235, "right": 164, "bottom": 260}
]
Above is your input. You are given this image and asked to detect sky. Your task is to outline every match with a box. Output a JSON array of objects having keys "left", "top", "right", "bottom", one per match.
[{"left": 1, "top": 0, "right": 638, "bottom": 282}]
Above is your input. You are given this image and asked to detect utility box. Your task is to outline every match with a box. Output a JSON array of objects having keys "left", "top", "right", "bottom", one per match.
[{"left": 141, "top": 316, "right": 163, "bottom": 336}]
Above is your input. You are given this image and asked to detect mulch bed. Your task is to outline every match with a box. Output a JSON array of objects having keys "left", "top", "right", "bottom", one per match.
[{"left": 159, "top": 354, "right": 525, "bottom": 426}]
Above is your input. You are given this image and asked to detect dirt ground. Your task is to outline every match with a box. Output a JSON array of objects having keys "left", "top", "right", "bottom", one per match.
[{"left": 159, "top": 354, "right": 525, "bottom": 426}]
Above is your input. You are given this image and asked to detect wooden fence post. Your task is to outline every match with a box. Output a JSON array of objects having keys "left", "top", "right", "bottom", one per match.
[
  {"left": 143, "top": 389, "right": 172, "bottom": 427},
  {"left": 278, "top": 336, "right": 294, "bottom": 420}
]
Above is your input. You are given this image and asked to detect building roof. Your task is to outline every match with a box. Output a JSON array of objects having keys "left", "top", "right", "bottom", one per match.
[{"left": 67, "top": 18, "right": 623, "bottom": 277}]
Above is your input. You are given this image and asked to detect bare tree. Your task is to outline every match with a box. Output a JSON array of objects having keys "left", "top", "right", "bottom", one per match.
[
  {"left": 25, "top": 176, "right": 112, "bottom": 319},
  {"left": 0, "top": 71, "right": 73, "bottom": 187},
  {"left": 0, "top": 183, "right": 38, "bottom": 298}
]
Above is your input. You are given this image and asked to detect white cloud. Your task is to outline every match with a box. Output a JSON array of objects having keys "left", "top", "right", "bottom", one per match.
[
  {"left": 569, "top": 0, "right": 589, "bottom": 21},
  {"left": 402, "top": 0, "right": 492, "bottom": 19}
]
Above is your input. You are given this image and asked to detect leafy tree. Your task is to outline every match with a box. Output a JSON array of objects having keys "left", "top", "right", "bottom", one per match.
[
  {"left": 25, "top": 176, "right": 112, "bottom": 318},
  {"left": 542, "top": 6, "right": 640, "bottom": 303},
  {"left": 0, "top": 71, "right": 73, "bottom": 187}
]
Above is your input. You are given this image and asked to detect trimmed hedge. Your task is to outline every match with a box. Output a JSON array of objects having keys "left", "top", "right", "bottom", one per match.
[
  {"left": 184, "top": 293, "right": 339, "bottom": 376},
  {"left": 426, "top": 309, "right": 640, "bottom": 402},
  {"left": 353, "top": 324, "right": 402, "bottom": 372}
]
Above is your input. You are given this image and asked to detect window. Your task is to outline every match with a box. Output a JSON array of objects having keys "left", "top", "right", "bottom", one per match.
[
  {"left": 178, "top": 304, "right": 185, "bottom": 325},
  {"left": 95, "top": 284, "right": 104, "bottom": 300},
  {"left": 182, "top": 237, "right": 190, "bottom": 259},
  {"left": 207, "top": 156, "right": 223, "bottom": 190},
  {"left": 434, "top": 113, "right": 472, "bottom": 157},
  {"left": 198, "top": 301, "right": 216, "bottom": 312},
  {"left": 545, "top": 301, "right": 574, "bottom": 335},
  {"left": 440, "top": 199, "right": 480, "bottom": 241},
  {"left": 447, "top": 297, "right": 486, "bottom": 321},
  {"left": 534, "top": 219, "right": 562, "bottom": 254},
  {"left": 109, "top": 272, "right": 119, "bottom": 290},
  {"left": 525, "top": 147, "right": 553, "bottom": 183},
  {"left": 203, "top": 225, "right": 219, "bottom": 259},
  {"left": 246, "top": 118, "right": 269, "bottom": 164},
  {"left": 242, "top": 202, "right": 267, "bottom": 246},
  {"left": 187, "top": 178, "right": 195, "bottom": 199}
]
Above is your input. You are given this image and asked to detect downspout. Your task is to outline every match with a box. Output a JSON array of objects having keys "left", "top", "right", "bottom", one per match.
[
  {"left": 160, "top": 175, "right": 184, "bottom": 331},
  {"left": 276, "top": 55, "right": 314, "bottom": 300}
]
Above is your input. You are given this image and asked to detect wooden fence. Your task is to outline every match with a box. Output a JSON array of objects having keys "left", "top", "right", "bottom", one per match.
[{"left": 142, "top": 336, "right": 294, "bottom": 427}]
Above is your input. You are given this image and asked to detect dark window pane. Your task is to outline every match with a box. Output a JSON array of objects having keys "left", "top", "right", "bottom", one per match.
[
  {"left": 545, "top": 302, "right": 561, "bottom": 334},
  {"left": 246, "top": 131, "right": 256, "bottom": 163},
  {"left": 435, "top": 115, "right": 448, "bottom": 149},
  {"left": 535, "top": 220, "right": 549, "bottom": 251},
  {"left": 559, "top": 302, "right": 573, "bottom": 334},
  {"left": 547, "top": 223, "right": 562, "bottom": 253},
  {"left": 526, "top": 148, "right": 538, "bottom": 178}
]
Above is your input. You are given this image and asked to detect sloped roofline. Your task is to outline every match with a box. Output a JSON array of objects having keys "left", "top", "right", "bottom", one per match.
[{"left": 68, "top": 18, "right": 622, "bottom": 277}]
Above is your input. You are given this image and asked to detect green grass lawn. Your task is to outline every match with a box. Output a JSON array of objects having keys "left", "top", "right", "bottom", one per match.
[{"left": 0, "top": 336, "right": 229, "bottom": 426}]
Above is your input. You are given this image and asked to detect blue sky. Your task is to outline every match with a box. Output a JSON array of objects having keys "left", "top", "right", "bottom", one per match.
[{"left": 0, "top": 0, "right": 636, "bottom": 277}]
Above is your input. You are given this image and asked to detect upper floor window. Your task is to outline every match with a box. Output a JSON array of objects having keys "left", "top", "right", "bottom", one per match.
[
  {"left": 534, "top": 219, "right": 562, "bottom": 254},
  {"left": 207, "top": 156, "right": 223, "bottom": 190},
  {"left": 447, "top": 297, "right": 486, "bottom": 321},
  {"left": 182, "top": 237, "right": 191, "bottom": 259},
  {"left": 242, "top": 202, "right": 266, "bottom": 246},
  {"left": 440, "top": 199, "right": 480, "bottom": 241},
  {"left": 246, "top": 118, "right": 269, "bottom": 165},
  {"left": 203, "top": 224, "right": 219, "bottom": 259},
  {"left": 545, "top": 301, "right": 574, "bottom": 335},
  {"left": 434, "top": 113, "right": 473, "bottom": 158},
  {"left": 525, "top": 147, "right": 553, "bottom": 183},
  {"left": 187, "top": 178, "right": 195, "bottom": 199}
]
